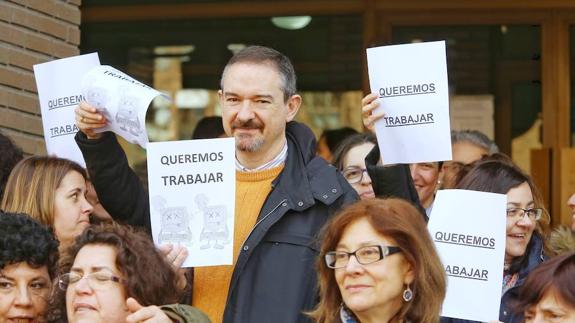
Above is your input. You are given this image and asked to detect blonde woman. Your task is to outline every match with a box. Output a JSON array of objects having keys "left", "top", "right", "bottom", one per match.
[{"left": 1, "top": 156, "right": 93, "bottom": 248}]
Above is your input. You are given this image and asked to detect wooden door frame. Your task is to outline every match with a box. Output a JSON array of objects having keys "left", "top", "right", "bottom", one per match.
[
  {"left": 366, "top": 7, "right": 571, "bottom": 220},
  {"left": 83, "top": 0, "right": 573, "bottom": 219}
]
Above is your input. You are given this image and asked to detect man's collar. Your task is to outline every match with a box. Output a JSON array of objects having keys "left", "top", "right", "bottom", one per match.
[{"left": 235, "top": 141, "right": 288, "bottom": 172}]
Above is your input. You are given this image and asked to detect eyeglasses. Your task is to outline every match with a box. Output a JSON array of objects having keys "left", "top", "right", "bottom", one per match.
[
  {"left": 506, "top": 207, "right": 544, "bottom": 221},
  {"left": 58, "top": 271, "right": 123, "bottom": 291},
  {"left": 342, "top": 166, "right": 369, "bottom": 184},
  {"left": 325, "top": 245, "right": 402, "bottom": 269}
]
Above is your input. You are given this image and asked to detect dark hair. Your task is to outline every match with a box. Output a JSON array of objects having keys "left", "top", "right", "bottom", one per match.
[
  {"left": 310, "top": 198, "right": 446, "bottom": 323},
  {"left": 221, "top": 45, "right": 297, "bottom": 102},
  {"left": 192, "top": 116, "right": 225, "bottom": 139},
  {"left": 332, "top": 132, "right": 376, "bottom": 171},
  {"left": 0, "top": 211, "right": 59, "bottom": 279},
  {"left": 516, "top": 252, "right": 575, "bottom": 314},
  {"left": 456, "top": 153, "right": 549, "bottom": 273},
  {"left": 321, "top": 127, "right": 361, "bottom": 158},
  {"left": 48, "top": 223, "right": 180, "bottom": 322},
  {"left": 0, "top": 131, "right": 24, "bottom": 199}
]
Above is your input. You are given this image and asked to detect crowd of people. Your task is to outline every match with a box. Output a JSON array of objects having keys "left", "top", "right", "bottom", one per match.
[{"left": 1, "top": 45, "right": 575, "bottom": 323}]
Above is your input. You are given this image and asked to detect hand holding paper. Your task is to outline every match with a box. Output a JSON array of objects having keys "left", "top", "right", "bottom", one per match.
[
  {"left": 81, "top": 65, "right": 167, "bottom": 148},
  {"left": 361, "top": 93, "right": 385, "bottom": 133},
  {"left": 158, "top": 243, "right": 189, "bottom": 290},
  {"left": 366, "top": 41, "right": 452, "bottom": 164},
  {"left": 75, "top": 101, "right": 107, "bottom": 140}
]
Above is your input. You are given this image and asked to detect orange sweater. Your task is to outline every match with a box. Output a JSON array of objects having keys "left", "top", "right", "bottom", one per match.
[{"left": 192, "top": 166, "right": 284, "bottom": 323}]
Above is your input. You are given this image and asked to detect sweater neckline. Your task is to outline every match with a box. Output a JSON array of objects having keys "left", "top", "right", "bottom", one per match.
[{"left": 236, "top": 165, "right": 284, "bottom": 182}]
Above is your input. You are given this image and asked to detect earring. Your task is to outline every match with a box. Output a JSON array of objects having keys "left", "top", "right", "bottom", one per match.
[
  {"left": 403, "top": 284, "right": 413, "bottom": 302},
  {"left": 339, "top": 302, "right": 355, "bottom": 321}
]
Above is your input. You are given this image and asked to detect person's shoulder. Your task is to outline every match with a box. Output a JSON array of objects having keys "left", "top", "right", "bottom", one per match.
[
  {"left": 440, "top": 317, "right": 479, "bottom": 323},
  {"left": 305, "top": 155, "right": 340, "bottom": 182},
  {"left": 549, "top": 225, "right": 575, "bottom": 255},
  {"left": 160, "top": 304, "right": 211, "bottom": 323},
  {"left": 286, "top": 121, "right": 314, "bottom": 138},
  {"left": 306, "top": 156, "right": 359, "bottom": 203},
  {"left": 286, "top": 121, "right": 317, "bottom": 159},
  {"left": 519, "top": 233, "right": 547, "bottom": 276},
  {"left": 530, "top": 233, "right": 546, "bottom": 260}
]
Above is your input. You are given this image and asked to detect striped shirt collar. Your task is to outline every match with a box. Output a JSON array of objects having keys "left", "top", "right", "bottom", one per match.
[{"left": 235, "top": 141, "right": 288, "bottom": 172}]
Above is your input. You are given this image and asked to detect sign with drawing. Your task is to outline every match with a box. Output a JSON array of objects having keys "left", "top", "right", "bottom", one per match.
[
  {"left": 81, "top": 65, "right": 166, "bottom": 148},
  {"left": 147, "top": 138, "right": 236, "bottom": 267}
]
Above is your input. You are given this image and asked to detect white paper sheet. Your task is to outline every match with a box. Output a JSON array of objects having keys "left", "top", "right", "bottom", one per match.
[
  {"left": 147, "top": 138, "right": 236, "bottom": 267},
  {"left": 33, "top": 53, "right": 101, "bottom": 167},
  {"left": 367, "top": 41, "right": 452, "bottom": 164},
  {"left": 81, "top": 65, "right": 165, "bottom": 148},
  {"left": 428, "top": 189, "right": 507, "bottom": 322}
]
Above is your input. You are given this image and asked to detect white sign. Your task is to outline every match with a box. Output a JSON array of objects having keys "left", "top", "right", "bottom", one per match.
[
  {"left": 33, "top": 53, "right": 101, "bottom": 167},
  {"left": 428, "top": 190, "right": 506, "bottom": 322},
  {"left": 81, "top": 65, "right": 166, "bottom": 148},
  {"left": 367, "top": 41, "right": 452, "bottom": 164},
  {"left": 147, "top": 138, "right": 236, "bottom": 267}
]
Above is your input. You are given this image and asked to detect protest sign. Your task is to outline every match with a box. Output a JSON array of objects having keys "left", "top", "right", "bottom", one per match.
[
  {"left": 33, "top": 53, "right": 101, "bottom": 167},
  {"left": 366, "top": 41, "right": 451, "bottom": 164},
  {"left": 81, "top": 65, "right": 166, "bottom": 148},
  {"left": 428, "top": 189, "right": 506, "bottom": 322},
  {"left": 147, "top": 138, "right": 236, "bottom": 267}
]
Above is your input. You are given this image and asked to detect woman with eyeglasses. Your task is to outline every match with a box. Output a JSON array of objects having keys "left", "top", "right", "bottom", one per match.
[
  {"left": 0, "top": 211, "right": 59, "bottom": 323},
  {"left": 47, "top": 222, "right": 209, "bottom": 323},
  {"left": 332, "top": 133, "right": 377, "bottom": 200},
  {"left": 309, "top": 198, "right": 446, "bottom": 323},
  {"left": 442, "top": 154, "right": 550, "bottom": 323}
]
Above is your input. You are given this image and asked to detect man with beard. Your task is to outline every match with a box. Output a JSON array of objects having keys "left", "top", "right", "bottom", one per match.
[{"left": 74, "top": 45, "right": 358, "bottom": 323}]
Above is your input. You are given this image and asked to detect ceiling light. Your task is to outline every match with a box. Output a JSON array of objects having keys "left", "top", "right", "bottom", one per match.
[
  {"left": 227, "top": 43, "right": 246, "bottom": 54},
  {"left": 271, "top": 16, "right": 312, "bottom": 30}
]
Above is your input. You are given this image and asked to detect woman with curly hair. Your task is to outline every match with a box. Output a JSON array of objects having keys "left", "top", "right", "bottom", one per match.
[
  {"left": 48, "top": 222, "right": 209, "bottom": 323},
  {"left": 0, "top": 211, "right": 59, "bottom": 322}
]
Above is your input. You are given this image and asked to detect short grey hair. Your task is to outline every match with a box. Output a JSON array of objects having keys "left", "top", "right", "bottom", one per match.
[
  {"left": 451, "top": 130, "right": 499, "bottom": 154},
  {"left": 220, "top": 45, "right": 297, "bottom": 102}
]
